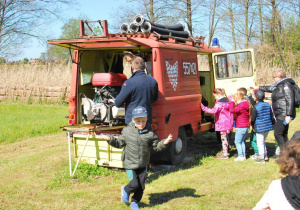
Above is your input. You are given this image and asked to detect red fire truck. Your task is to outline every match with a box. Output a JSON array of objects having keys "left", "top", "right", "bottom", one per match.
[{"left": 49, "top": 18, "right": 255, "bottom": 174}]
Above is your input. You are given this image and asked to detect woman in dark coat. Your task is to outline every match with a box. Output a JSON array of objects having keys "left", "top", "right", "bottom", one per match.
[{"left": 259, "top": 68, "right": 296, "bottom": 157}]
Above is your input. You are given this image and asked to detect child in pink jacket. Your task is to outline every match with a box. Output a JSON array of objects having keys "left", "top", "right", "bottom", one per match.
[
  {"left": 229, "top": 92, "right": 250, "bottom": 161},
  {"left": 201, "top": 88, "right": 233, "bottom": 159}
]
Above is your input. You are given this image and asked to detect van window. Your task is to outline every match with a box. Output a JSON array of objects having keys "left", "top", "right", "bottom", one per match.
[{"left": 215, "top": 51, "right": 253, "bottom": 79}]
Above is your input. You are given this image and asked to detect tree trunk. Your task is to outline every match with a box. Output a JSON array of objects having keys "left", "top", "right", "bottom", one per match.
[
  {"left": 208, "top": 0, "right": 217, "bottom": 47},
  {"left": 150, "top": 0, "right": 154, "bottom": 22},
  {"left": 187, "top": 0, "right": 192, "bottom": 35},
  {"left": 258, "top": 0, "right": 264, "bottom": 44},
  {"left": 244, "top": 0, "right": 249, "bottom": 48},
  {"left": 271, "top": 0, "right": 276, "bottom": 46},
  {"left": 228, "top": 0, "right": 236, "bottom": 50},
  {"left": 0, "top": 0, "right": 7, "bottom": 43}
]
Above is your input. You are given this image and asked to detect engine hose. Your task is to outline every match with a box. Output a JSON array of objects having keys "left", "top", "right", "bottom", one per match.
[
  {"left": 141, "top": 22, "right": 190, "bottom": 38},
  {"left": 146, "top": 21, "right": 185, "bottom": 31},
  {"left": 133, "top": 14, "right": 185, "bottom": 31}
]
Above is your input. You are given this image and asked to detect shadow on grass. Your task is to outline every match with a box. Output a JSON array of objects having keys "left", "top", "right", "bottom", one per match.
[
  {"left": 140, "top": 188, "right": 203, "bottom": 207},
  {"left": 148, "top": 131, "right": 225, "bottom": 182},
  {"left": 148, "top": 131, "right": 277, "bottom": 182}
]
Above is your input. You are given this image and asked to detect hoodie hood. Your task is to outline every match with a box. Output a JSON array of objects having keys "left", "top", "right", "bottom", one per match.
[
  {"left": 218, "top": 97, "right": 229, "bottom": 103},
  {"left": 282, "top": 175, "right": 300, "bottom": 209}
]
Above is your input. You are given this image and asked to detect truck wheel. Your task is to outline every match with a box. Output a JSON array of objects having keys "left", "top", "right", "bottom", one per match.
[{"left": 170, "top": 127, "right": 187, "bottom": 165}]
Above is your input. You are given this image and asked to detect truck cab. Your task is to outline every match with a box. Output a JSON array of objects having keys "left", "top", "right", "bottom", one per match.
[{"left": 49, "top": 20, "right": 255, "bottom": 168}]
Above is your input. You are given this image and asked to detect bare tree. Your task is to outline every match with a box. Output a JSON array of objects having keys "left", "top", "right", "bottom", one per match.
[
  {"left": 244, "top": 0, "right": 250, "bottom": 48},
  {"left": 208, "top": 0, "right": 218, "bottom": 46},
  {"left": 258, "top": 0, "right": 264, "bottom": 44},
  {"left": 270, "top": 0, "right": 277, "bottom": 46},
  {"left": 167, "top": 0, "right": 206, "bottom": 36},
  {"left": 0, "top": 0, "right": 75, "bottom": 59},
  {"left": 228, "top": 0, "right": 237, "bottom": 50},
  {"left": 187, "top": 0, "right": 192, "bottom": 33},
  {"left": 110, "top": 0, "right": 173, "bottom": 32}
]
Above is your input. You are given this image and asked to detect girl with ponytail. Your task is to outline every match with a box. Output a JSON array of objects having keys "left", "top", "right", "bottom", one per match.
[{"left": 201, "top": 88, "right": 234, "bottom": 159}]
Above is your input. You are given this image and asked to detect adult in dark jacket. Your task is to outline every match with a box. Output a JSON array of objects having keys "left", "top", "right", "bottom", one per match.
[
  {"left": 115, "top": 56, "right": 158, "bottom": 125},
  {"left": 259, "top": 68, "right": 296, "bottom": 156}
]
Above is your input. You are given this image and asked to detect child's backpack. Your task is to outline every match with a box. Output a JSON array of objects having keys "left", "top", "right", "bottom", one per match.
[{"left": 293, "top": 84, "right": 300, "bottom": 108}]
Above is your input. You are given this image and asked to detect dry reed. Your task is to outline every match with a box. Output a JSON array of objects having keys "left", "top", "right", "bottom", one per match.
[
  {"left": 255, "top": 44, "right": 300, "bottom": 85},
  {"left": 0, "top": 62, "right": 72, "bottom": 103},
  {"left": 1, "top": 48, "right": 299, "bottom": 103}
]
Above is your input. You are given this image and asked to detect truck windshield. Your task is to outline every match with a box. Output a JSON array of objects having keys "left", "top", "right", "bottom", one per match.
[{"left": 215, "top": 51, "right": 253, "bottom": 79}]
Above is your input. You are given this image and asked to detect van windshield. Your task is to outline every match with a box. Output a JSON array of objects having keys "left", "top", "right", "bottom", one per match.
[{"left": 215, "top": 51, "right": 253, "bottom": 79}]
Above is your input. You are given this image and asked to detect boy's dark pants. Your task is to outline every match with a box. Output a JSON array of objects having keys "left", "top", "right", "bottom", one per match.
[
  {"left": 124, "top": 167, "right": 147, "bottom": 203},
  {"left": 274, "top": 119, "right": 289, "bottom": 149}
]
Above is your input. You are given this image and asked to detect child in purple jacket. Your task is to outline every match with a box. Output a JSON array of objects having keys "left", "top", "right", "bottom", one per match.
[{"left": 201, "top": 88, "right": 233, "bottom": 159}]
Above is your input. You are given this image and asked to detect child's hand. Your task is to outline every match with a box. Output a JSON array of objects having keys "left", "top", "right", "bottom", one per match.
[
  {"left": 163, "top": 134, "right": 174, "bottom": 145},
  {"left": 99, "top": 134, "right": 110, "bottom": 141},
  {"left": 228, "top": 95, "right": 234, "bottom": 102},
  {"left": 250, "top": 86, "right": 259, "bottom": 90}
]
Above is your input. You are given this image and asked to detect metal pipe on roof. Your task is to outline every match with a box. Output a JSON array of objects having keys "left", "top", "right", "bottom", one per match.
[
  {"left": 120, "top": 23, "right": 129, "bottom": 34},
  {"left": 129, "top": 22, "right": 140, "bottom": 33}
]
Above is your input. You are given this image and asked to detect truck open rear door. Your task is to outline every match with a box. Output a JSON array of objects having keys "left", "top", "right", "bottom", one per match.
[{"left": 212, "top": 49, "right": 256, "bottom": 95}]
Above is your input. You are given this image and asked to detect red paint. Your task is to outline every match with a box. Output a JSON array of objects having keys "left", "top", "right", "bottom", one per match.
[
  {"left": 92, "top": 73, "right": 127, "bottom": 86},
  {"left": 49, "top": 19, "right": 224, "bottom": 163}
]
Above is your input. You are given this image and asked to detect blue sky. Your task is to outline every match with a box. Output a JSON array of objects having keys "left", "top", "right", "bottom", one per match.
[{"left": 18, "top": 0, "right": 123, "bottom": 60}]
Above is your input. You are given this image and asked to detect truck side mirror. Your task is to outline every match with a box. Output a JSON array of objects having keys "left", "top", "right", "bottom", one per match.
[{"left": 199, "top": 76, "right": 205, "bottom": 86}]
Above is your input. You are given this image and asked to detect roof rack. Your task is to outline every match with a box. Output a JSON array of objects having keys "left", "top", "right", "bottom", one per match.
[
  {"left": 80, "top": 20, "right": 109, "bottom": 38},
  {"left": 79, "top": 20, "right": 205, "bottom": 47}
]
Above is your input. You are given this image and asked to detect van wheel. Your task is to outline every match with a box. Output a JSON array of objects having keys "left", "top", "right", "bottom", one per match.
[{"left": 170, "top": 127, "right": 187, "bottom": 165}]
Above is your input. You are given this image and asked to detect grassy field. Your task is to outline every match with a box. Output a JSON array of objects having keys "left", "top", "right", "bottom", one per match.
[
  {"left": 0, "top": 103, "right": 299, "bottom": 209},
  {"left": 0, "top": 102, "right": 68, "bottom": 144}
]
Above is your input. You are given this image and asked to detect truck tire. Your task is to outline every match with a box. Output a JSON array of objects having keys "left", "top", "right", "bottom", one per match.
[{"left": 170, "top": 127, "right": 187, "bottom": 165}]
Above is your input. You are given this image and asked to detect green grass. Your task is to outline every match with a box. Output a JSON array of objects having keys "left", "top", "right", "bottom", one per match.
[
  {"left": 0, "top": 102, "right": 299, "bottom": 209},
  {"left": 0, "top": 102, "right": 68, "bottom": 144}
]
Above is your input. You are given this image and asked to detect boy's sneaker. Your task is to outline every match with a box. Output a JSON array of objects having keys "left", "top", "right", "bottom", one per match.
[
  {"left": 121, "top": 185, "right": 129, "bottom": 204},
  {"left": 264, "top": 156, "right": 269, "bottom": 161},
  {"left": 130, "top": 202, "right": 139, "bottom": 210},
  {"left": 251, "top": 154, "right": 259, "bottom": 160},
  {"left": 216, "top": 154, "right": 229, "bottom": 159},
  {"left": 255, "top": 159, "right": 265, "bottom": 164},
  {"left": 234, "top": 156, "right": 246, "bottom": 161}
]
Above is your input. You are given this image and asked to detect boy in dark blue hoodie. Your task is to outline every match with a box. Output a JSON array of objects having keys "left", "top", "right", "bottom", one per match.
[{"left": 251, "top": 90, "right": 275, "bottom": 163}]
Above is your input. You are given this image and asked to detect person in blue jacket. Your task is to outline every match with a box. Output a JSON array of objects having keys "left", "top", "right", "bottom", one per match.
[
  {"left": 115, "top": 56, "right": 158, "bottom": 125},
  {"left": 250, "top": 90, "right": 275, "bottom": 163}
]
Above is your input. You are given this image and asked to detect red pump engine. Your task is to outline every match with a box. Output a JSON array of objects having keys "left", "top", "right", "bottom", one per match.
[
  {"left": 81, "top": 73, "right": 127, "bottom": 126},
  {"left": 92, "top": 73, "right": 127, "bottom": 86}
]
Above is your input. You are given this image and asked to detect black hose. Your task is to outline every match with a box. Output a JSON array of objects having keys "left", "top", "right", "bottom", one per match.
[{"left": 141, "top": 22, "right": 190, "bottom": 38}]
